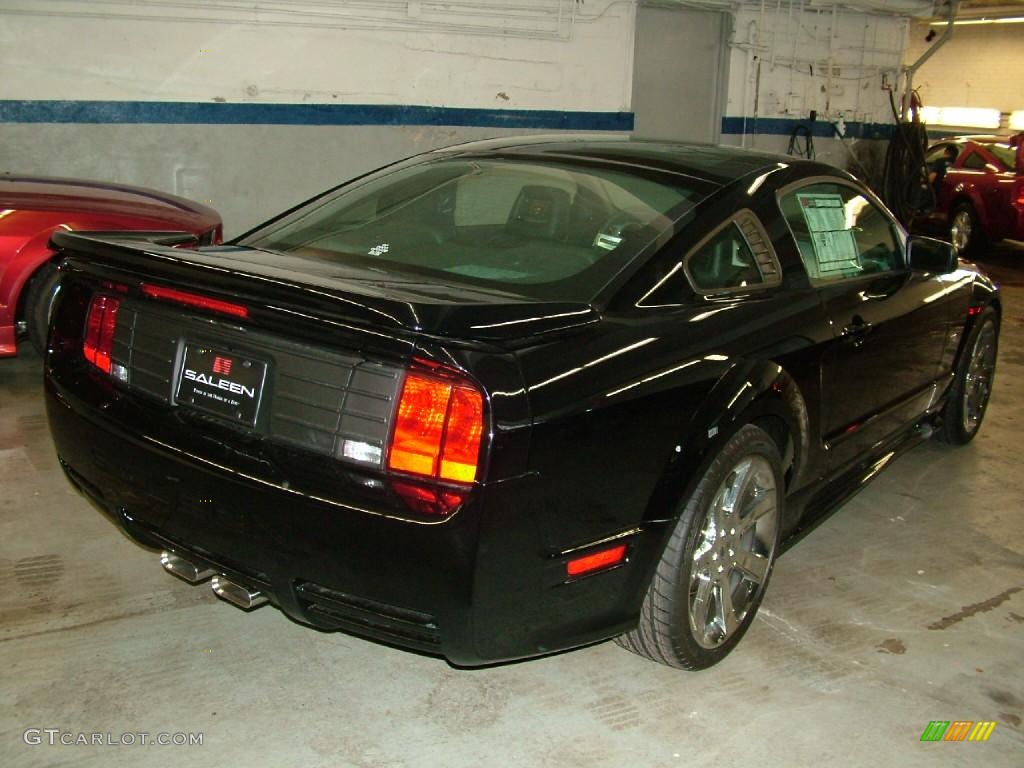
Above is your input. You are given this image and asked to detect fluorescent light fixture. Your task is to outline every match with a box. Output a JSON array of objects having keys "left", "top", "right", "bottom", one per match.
[
  {"left": 919, "top": 106, "right": 1001, "bottom": 129},
  {"left": 929, "top": 16, "right": 1024, "bottom": 26},
  {"left": 1010, "top": 112, "right": 1024, "bottom": 131}
]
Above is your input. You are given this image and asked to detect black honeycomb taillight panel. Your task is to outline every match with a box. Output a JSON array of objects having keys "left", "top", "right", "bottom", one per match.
[{"left": 109, "top": 301, "right": 402, "bottom": 468}]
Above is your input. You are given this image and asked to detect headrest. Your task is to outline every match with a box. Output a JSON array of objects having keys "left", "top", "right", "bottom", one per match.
[{"left": 506, "top": 185, "right": 570, "bottom": 241}]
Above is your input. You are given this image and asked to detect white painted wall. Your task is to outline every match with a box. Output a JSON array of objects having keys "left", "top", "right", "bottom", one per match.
[
  {"left": 0, "top": 0, "right": 935, "bottom": 233},
  {"left": 0, "top": 1, "right": 636, "bottom": 234},
  {"left": 0, "top": 0, "right": 635, "bottom": 111},
  {"left": 725, "top": 4, "right": 907, "bottom": 127},
  {"left": 904, "top": 21, "right": 1024, "bottom": 116},
  {"left": 719, "top": 2, "right": 909, "bottom": 183}
]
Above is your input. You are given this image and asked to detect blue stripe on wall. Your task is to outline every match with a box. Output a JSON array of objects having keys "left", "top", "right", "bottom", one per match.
[
  {"left": 721, "top": 116, "right": 895, "bottom": 139},
  {"left": 0, "top": 100, "right": 634, "bottom": 131}
]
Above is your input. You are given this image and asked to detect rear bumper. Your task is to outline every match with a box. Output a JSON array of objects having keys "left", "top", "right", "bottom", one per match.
[{"left": 45, "top": 374, "right": 659, "bottom": 665}]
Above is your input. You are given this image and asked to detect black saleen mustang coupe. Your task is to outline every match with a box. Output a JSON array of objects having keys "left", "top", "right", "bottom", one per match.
[{"left": 43, "top": 136, "right": 999, "bottom": 669}]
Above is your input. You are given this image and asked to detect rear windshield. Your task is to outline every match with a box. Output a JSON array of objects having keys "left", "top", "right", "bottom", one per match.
[{"left": 244, "top": 158, "right": 711, "bottom": 301}]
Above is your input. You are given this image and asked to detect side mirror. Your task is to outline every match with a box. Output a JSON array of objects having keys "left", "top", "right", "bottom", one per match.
[{"left": 907, "top": 236, "right": 958, "bottom": 274}]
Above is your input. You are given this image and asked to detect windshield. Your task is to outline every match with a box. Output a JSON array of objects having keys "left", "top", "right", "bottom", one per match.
[{"left": 244, "top": 158, "right": 712, "bottom": 301}]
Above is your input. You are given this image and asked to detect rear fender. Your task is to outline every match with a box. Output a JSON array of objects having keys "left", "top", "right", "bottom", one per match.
[
  {"left": 4, "top": 227, "right": 63, "bottom": 325},
  {"left": 620, "top": 359, "right": 811, "bottom": 614},
  {"left": 640, "top": 359, "right": 810, "bottom": 530}
]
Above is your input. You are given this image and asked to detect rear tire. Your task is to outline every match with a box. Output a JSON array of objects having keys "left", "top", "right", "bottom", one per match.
[
  {"left": 949, "top": 202, "right": 987, "bottom": 256},
  {"left": 939, "top": 307, "right": 998, "bottom": 445},
  {"left": 617, "top": 424, "right": 783, "bottom": 669},
  {"left": 24, "top": 261, "right": 61, "bottom": 354}
]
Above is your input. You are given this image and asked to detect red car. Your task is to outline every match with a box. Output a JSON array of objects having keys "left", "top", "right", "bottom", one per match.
[
  {"left": 0, "top": 176, "right": 221, "bottom": 356},
  {"left": 921, "top": 134, "right": 1024, "bottom": 254}
]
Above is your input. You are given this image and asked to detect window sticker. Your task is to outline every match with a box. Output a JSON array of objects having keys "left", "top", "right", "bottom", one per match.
[{"left": 796, "top": 193, "right": 860, "bottom": 276}]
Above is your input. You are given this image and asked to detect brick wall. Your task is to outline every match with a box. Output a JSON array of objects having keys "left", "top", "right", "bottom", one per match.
[{"left": 905, "top": 21, "right": 1024, "bottom": 114}]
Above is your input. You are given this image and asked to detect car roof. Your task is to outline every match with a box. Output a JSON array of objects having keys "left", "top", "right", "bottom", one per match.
[
  {"left": 937, "top": 134, "right": 1019, "bottom": 146},
  {"left": 430, "top": 134, "right": 789, "bottom": 187}
]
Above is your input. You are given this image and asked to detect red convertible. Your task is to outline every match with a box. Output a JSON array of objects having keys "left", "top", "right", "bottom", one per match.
[
  {"left": 0, "top": 175, "right": 221, "bottom": 356},
  {"left": 920, "top": 134, "right": 1024, "bottom": 254}
]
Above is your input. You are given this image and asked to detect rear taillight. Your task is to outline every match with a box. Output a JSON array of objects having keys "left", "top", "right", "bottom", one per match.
[
  {"left": 82, "top": 294, "right": 120, "bottom": 373},
  {"left": 389, "top": 480, "right": 467, "bottom": 517},
  {"left": 388, "top": 370, "right": 484, "bottom": 485}
]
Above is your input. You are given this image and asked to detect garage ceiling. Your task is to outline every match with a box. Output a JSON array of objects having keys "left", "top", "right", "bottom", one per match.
[{"left": 656, "top": 0, "right": 1023, "bottom": 20}]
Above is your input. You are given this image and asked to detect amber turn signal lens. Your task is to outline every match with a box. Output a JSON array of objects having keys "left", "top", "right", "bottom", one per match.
[{"left": 439, "top": 385, "right": 484, "bottom": 483}]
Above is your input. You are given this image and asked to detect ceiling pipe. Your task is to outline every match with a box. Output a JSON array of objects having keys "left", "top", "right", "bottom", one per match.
[{"left": 903, "top": 0, "right": 958, "bottom": 114}]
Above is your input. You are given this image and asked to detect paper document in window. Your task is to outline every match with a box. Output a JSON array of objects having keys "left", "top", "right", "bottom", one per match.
[{"left": 796, "top": 193, "right": 860, "bottom": 276}]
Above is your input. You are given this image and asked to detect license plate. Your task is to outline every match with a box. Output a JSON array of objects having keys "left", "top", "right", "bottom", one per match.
[{"left": 175, "top": 345, "right": 267, "bottom": 426}]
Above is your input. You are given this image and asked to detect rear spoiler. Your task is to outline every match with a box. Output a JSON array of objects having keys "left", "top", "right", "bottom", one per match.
[
  {"left": 48, "top": 230, "right": 200, "bottom": 249},
  {"left": 47, "top": 230, "right": 600, "bottom": 342}
]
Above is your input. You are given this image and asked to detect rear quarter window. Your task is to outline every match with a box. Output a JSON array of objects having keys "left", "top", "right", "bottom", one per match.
[{"left": 634, "top": 211, "right": 781, "bottom": 305}]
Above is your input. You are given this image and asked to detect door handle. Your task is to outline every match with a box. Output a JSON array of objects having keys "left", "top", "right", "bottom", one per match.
[{"left": 841, "top": 316, "right": 872, "bottom": 346}]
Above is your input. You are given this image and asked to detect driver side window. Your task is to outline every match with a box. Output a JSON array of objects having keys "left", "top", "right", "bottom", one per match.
[{"left": 779, "top": 183, "right": 902, "bottom": 283}]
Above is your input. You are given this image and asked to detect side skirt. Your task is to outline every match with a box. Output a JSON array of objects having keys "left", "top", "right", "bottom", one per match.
[{"left": 778, "top": 424, "right": 932, "bottom": 555}]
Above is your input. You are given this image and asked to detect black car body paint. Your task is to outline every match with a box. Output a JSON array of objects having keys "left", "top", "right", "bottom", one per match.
[{"left": 43, "top": 137, "right": 1000, "bottom": 665}]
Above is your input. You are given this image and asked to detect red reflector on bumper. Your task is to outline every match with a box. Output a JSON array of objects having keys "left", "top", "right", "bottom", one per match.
[{"left": 566, "top": 544, "right": 628, "bottom": 577}]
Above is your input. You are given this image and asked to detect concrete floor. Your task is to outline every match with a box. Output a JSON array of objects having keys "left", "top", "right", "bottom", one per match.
[{"left": 2, "top": 253, "right": 1023, "bottom": 768}]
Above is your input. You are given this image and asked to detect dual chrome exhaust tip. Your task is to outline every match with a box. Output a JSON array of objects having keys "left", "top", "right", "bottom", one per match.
[
  {"left": 211, "top": 575, "right": 268, "bottom": 610},
  {"left": 160, "top": 550, "right": 268, "bottom": 610}
]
